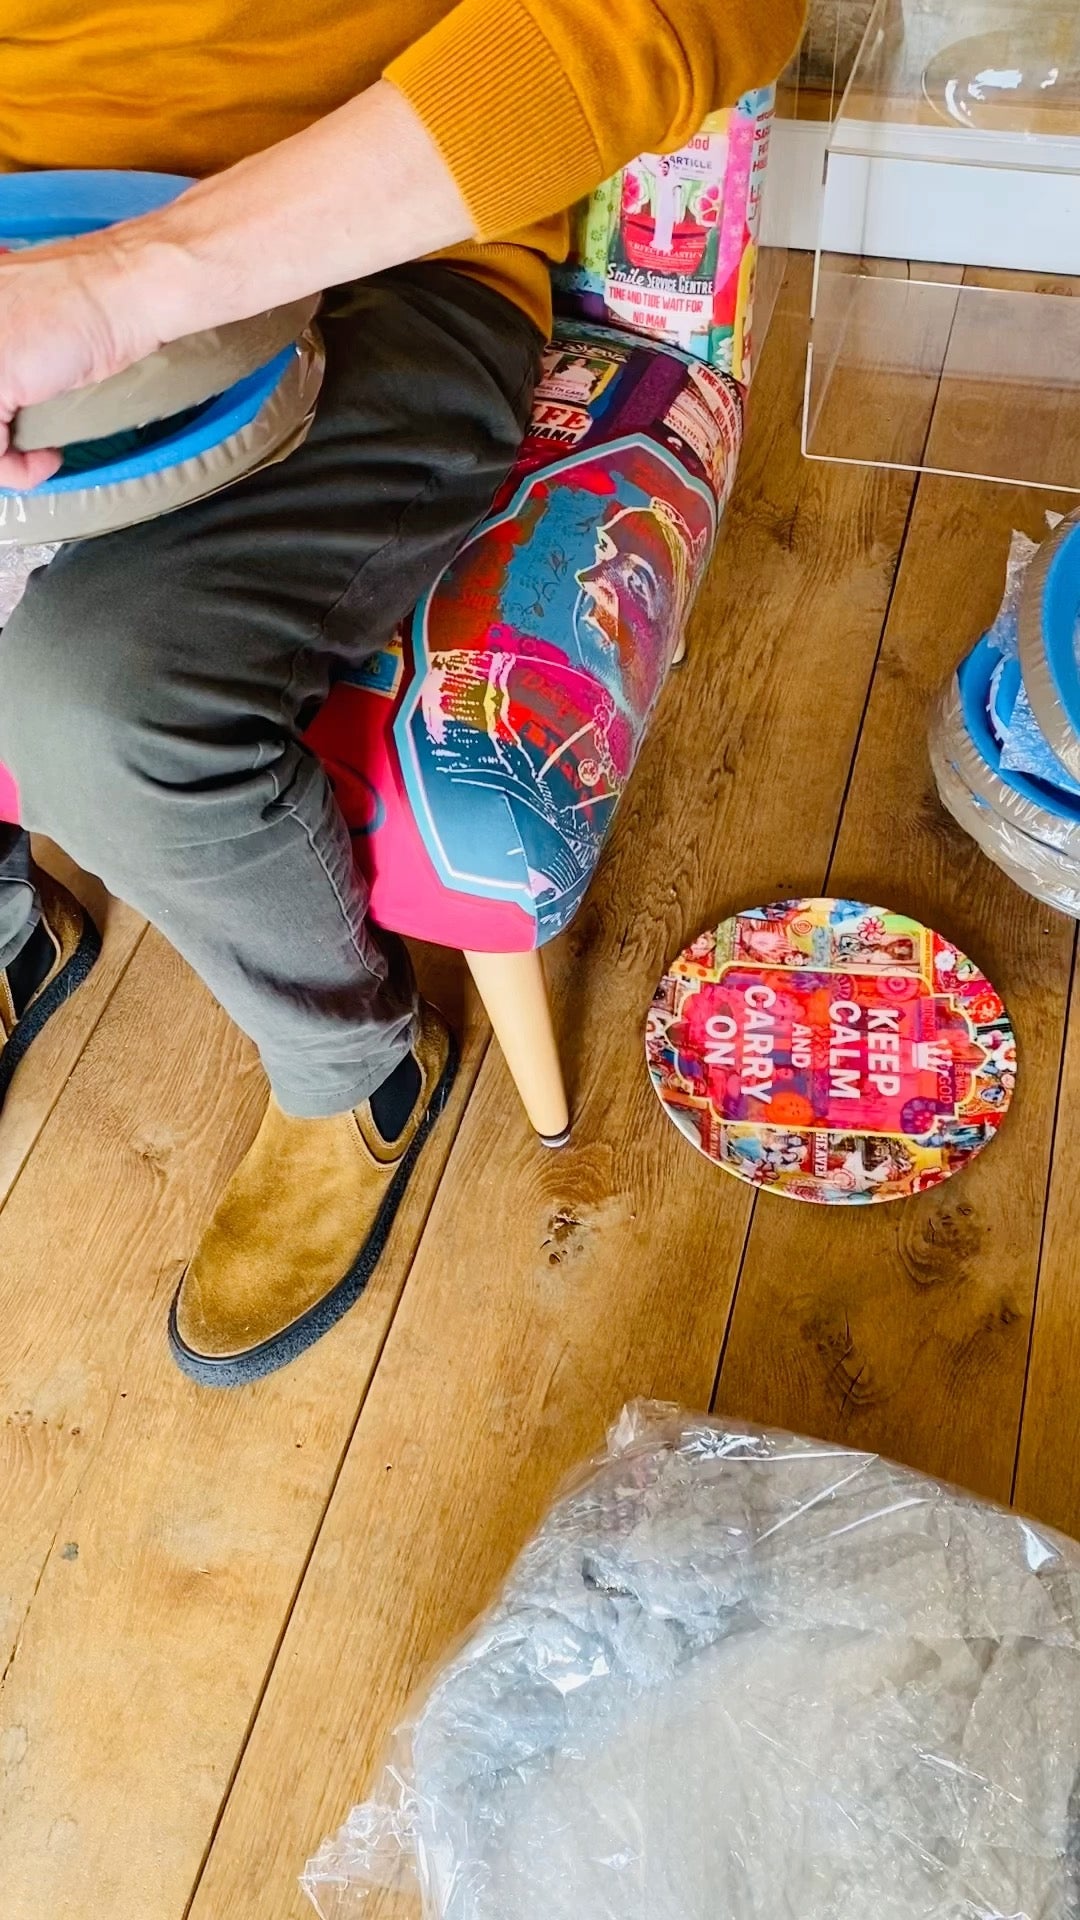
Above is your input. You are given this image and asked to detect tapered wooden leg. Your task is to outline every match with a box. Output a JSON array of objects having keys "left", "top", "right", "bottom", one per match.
[{"left": 465, "top": 948, "right": 571, "bottom": 1147}]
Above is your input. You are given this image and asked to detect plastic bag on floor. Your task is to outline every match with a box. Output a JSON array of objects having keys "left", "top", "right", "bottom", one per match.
[
  {"left": 301, "top": 1403, "right": 1080, "bottom": 1920},
  {"left": 0, "top": 542, "right": 58, "bottom": 626},
  {"left": 930, "top": 714, "right": 1080, "bottom": 917}
]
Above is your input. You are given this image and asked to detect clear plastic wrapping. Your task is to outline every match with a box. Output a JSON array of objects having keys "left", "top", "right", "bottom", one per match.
[
  {"left": 930, "top": 708, "right": 1080, "bottom": 915},
  {"left": 932, "top": 670, "right": 1080, "bottom": 856},
  {"left": 987, "top": 526, "right": 1041, "bottom": 664},
  {"left": 986, "top": 526, "right": 1080, "bottom": 794},
  {"left": 302, "top": 1403, "right": 1080, "bottom": 1920},
  {"left": 929, "top": 517, "right": 1080, "bottom": 917},
  {"left": 999, "top": 676, "right": 1080, "bottom": 794},
  {"left": 1018, "top": 509, "right": 1080, "bottom": 785},
  {"left": 0, "top": 542, "right": 58, "bottom": 627}
]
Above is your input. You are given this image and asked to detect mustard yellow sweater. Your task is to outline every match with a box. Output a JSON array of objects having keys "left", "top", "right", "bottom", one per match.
[{"left": 2, "top": 0, "right": 806, "bottom": 333}]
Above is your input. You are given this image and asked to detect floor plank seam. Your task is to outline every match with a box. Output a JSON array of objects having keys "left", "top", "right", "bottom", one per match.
[
  {"left": 712, "top": 481, "right": 921, "bottom": 1417},
  {"left": 709, "top": 1193, "right": 760, "bottom": 1412},
  {"left": 0, "top": 1522, "right": 62, "bottom": 1701},
  {"left": 1009, "top": 923, "right": 1080, "bottom": 1508},
  {"left": 821, "top": 476, "right": 925, "bottom": 885}
]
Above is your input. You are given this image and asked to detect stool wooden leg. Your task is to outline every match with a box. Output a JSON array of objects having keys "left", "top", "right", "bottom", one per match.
[{"left": 465, "top": 949, "right": 571, "bottom": 1147}]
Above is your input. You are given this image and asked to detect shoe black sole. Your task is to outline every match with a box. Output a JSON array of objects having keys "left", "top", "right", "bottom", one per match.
[
  {"left": 167, "top": 1031, "right": 461, "bottom": 1389},
  {"left": 0, "top": 910, "right": 103, "bottom": 1110}
]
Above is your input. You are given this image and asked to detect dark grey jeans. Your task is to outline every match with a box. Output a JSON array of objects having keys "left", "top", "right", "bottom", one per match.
[{"left": 0, "top": 266, "right": 540, "bottom": 1115}]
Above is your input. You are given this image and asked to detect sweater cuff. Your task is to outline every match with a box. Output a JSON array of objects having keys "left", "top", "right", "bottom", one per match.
[{"left": 386, "top": 0, "right": 602, "bottom": 241}]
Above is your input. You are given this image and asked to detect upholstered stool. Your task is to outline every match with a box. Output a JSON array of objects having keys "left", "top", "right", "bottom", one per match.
[{"left": 304, "top": 326, "right": 742, "bottom": 1140}]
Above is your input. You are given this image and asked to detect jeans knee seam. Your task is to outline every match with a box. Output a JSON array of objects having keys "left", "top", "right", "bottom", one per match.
[{"left": 276, "top": 781, "right": 383, "bottom": 984}]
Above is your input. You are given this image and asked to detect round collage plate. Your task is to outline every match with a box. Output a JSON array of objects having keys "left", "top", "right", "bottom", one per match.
[{"left": 647, "top": 899, "right": 1015, "bottom": 1205}]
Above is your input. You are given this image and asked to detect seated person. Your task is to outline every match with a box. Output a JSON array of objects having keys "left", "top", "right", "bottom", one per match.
[{"left": 0, "top": 0, "right": 805, "bottom": 1387}]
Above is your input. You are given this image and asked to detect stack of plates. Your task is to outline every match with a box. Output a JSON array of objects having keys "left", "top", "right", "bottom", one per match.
[{"left": 930, "top": 511, "right": 1080, "bottom": 917}]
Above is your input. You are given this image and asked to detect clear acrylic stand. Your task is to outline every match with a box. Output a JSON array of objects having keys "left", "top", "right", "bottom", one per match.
[{"left": 803, "top": 0, "right": 1080, "bottom": 491}]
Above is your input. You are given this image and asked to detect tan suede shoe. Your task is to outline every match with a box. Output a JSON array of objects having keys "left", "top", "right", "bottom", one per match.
[
  {"left": 0, "top": 873, "right": 101, "bottom": 1108},
  {"left": 168, "top": 1004, "right": 457, "bottom": 1387}
]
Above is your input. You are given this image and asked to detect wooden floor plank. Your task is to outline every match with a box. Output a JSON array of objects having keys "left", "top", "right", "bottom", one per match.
[
  {"left": 0, "top": 841, "right": 144, "bottom": 1207},
  {"left": 715, "top": 477, "right": 1076, "bottom": 1501},
  {"left": 182, "top": 263, "right": 925, "bottom": 1920},
  {"left": 956, "top": 269, "right": 1080, "bottom": 1516},
  {"left": 923, "top": 268, "right": 1080, "bottom": 495},
  {"left": 1012, "top": 951, "right": 1080, "bottom": 1536},
  {"left": 0, "top": 935, "right": 262, "bottom": 1892},
  {"left": 0, "top": 933, "right": 488, "bottom": 1920}
]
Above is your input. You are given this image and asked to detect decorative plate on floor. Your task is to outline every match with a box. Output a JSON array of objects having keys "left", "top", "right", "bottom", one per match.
[{"left": 646, "top": 899, "right": 1015, "bottom": 1205}]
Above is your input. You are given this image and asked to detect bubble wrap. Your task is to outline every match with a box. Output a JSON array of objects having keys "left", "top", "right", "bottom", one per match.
[
  {"left": 986, "top": 527, "right": 1041, "bottom": 663},
  {"left": 932, "top": 673, "right": 1080, "bottom": 858},
  {"left": 1000, "top": 675, "right": 1080, "bottom": 798},
  {"left": 930, "top": 707, "right": 1080, "bottom": 918},
  {"left": 302, "top": 1405, "right": 1080, "bottom": 1920},
  {"left": 0, "top": 542, "right": 58, "bottom": 627},
  {"left": 1015, "top": 510, "right": 1080, "bottom": 787},
  {"left": 983, "top": 524, "right": 1080, "bottom": 796}
]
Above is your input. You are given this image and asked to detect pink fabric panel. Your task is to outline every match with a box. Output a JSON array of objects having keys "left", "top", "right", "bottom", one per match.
[{"left": 0, "top": 759, "right": 20, "bottom": 825}]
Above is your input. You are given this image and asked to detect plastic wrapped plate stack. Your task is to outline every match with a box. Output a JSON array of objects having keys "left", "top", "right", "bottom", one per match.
[
  {"left": 930, "top": 509, "right": 1080, "bottom": 916},
  {"left": 302, "top": 1404, "right": 1080, "bottom": 1920}
]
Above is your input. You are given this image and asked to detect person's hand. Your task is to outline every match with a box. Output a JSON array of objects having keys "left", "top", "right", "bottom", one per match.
[{"left": 0, "top": 232, "right": 163, "bottom": 490}]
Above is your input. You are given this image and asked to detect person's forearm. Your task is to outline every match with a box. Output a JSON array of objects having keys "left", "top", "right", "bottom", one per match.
[{"left": 113, "top": 81, "right": 475, "bottom": 346}]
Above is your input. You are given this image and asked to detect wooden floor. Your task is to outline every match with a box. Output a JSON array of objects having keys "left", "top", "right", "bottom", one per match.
[{"left": 4, "top": 255, "right": 1080, "bottom": 1918}]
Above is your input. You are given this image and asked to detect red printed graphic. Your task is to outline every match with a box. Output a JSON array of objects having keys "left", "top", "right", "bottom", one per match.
[{"left": 648, "top": 900, "right": 1015, "bottom": 1205}]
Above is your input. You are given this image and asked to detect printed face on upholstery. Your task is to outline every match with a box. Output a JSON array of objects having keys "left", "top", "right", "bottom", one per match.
[
  {"left": 392, "top": 437, "right": 717, "bottom": 941},
  {"left": 418, "top": 442, "right": 715, "bottom": 728},
  {"left": 391, "top": 438, "right": 716, "bottom": 941},
  {"left": 575, "top": 497, "right": 705, "bottom": 721}
]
